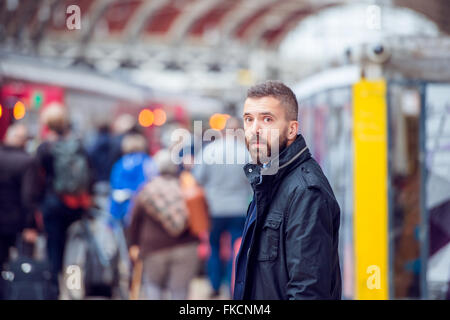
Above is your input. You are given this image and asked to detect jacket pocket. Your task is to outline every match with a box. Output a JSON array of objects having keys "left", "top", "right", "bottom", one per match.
[{"left": 257, "top": 215, "right": 282, "bottom": 261}]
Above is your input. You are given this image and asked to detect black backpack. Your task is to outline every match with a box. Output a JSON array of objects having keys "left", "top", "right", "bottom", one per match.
[{"left": 52, "top": 138, "right": 90, "bottom": 195}]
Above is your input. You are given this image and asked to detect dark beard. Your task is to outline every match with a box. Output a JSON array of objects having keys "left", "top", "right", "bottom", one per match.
[
  {"left": 247, "top": 131, "right": 289, "bottom": 165},
  {"left": 267, "top": 135, "right": 287, "bottom": 163},
  {"left": 277, "top": 136, "right": 288, "bottom": 155}
]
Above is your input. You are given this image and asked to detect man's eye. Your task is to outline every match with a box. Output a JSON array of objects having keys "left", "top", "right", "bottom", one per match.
[
  {"left": 245, "top": 117, "right": 252, "bottom": 122},
  {"left": 263, "top": 117, "right": 272, "bottom": 123}
]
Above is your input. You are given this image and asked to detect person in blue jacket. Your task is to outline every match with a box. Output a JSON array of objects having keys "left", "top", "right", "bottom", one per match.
[{"left": 109, "top": 133, "right": 158, "bottom": 227}]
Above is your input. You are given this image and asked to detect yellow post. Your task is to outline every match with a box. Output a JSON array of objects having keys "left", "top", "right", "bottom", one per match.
[{"left": 353, "top": 79, "right": 389, "bottom": 299}]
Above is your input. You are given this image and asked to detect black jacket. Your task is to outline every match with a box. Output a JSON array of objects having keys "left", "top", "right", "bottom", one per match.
[
  {"left": 236, "top": 134, "right": 341, "bottom": 300},
  {"left": 0, "top": 145, "right": 38, "bottom": 235}
]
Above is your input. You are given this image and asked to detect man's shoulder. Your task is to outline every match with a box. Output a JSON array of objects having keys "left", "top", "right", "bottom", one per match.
[
  {"left": 274, "top": 161, "right": 340, "bottom": 227},
  {"left": 284, "top": 158, "right": 335, "bottom": 201}
]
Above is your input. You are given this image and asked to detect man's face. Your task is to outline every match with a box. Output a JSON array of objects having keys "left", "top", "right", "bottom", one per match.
[{"left": 243, "top": 96, "right": 290, "bottom": 165}]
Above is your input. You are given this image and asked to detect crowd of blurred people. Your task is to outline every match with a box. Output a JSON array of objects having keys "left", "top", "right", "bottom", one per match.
[{"left": 0, "top": 104, "right": 251, "bottom": 300}]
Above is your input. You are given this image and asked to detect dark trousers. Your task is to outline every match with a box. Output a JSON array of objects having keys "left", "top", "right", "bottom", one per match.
[
  {"left": 41, "top": 194, "right": 82, "bottom": 292},
  {"left": 208, "top": 216, "right": 245, "bottom": 293},
  {"left": 0, "top": 234, "right": 15, "bottom": 299}
]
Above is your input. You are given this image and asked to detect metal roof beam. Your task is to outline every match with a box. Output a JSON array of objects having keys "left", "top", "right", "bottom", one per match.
[
  {"left": 122, "top": 0, "right": 171, "bottom": 44},
  {"left": 167, "top": 0, "right": 221, "bottom": 45}
]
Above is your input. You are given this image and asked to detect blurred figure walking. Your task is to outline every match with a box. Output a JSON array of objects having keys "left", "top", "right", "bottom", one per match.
[
  {"left": 110, "top": 114, "right": 137, "bottom": 166},
  {"left": 193, "top": 117, "right": 252, "bottom": 298},
  {"left": 109, "top": 133, "right": 158, "bottom": 226},
  {"left": 36, "top": 105, "right": 92, "bottom": 294},
  {"left": 87, "top": 122, "right": 115, "bottom": 184},
  {"left": 128, "top": 149, "right": 199, "bottom": 300},
  {"left": 87, "top": 122, "right": 116, "bottom": 210},
  {"left": 0, "top": 124, "right": 39, "bottom": 299}
]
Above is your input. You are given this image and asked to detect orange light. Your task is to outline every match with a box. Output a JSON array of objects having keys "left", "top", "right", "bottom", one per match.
[
  {"left": 138, "top": 109, "right": 154, "bottom": 127},
  {"left": 209, "top": 113, "right": 230, "bottom": 131},
  {"left": 153, "top": 108, "right": 167, "bottom": 126},
  {"left": 13, "top": 101, "right": 26, "bottom": 120},
  {"left": 0, "top": 104, "right": 2, "bottom": 119}
]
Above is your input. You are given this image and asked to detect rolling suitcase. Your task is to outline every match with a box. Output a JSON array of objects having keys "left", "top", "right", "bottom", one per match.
[{"left": 1, "top": 239, "right": 58, "bottom": 300}]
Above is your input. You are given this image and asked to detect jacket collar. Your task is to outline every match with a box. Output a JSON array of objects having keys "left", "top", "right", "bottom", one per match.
[{"left": 243, "top": 134, "right": 311, "bottom": 188}]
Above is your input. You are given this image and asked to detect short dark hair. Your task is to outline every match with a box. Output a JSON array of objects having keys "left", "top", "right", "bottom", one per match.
[{"left": 247, "top": 80, "right": 298, "bottom": 121}]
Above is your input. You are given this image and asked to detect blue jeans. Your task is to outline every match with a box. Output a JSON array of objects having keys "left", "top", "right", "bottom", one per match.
[{"left": 208, "top": 216, "right": 245, "bottom": 293}]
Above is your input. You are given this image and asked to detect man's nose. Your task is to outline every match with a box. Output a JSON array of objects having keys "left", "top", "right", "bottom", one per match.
[{"left": 249, "top": 119, "right": 262, "bottom": 136}]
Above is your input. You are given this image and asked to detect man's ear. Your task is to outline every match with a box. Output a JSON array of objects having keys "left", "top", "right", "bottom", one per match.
[{"left": 287, "top": 121, "right": 299, "bottom": 140}]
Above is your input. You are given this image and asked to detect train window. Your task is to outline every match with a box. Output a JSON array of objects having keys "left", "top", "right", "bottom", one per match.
[
  {"left": 389, "top": 84, "right": 422, "bottom": 299},
  {"left": 425, "top": 84, "right": 450, "bottom": 300}
]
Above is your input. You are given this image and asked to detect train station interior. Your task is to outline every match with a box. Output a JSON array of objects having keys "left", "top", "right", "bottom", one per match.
[{"left": 0, "top": 0, "right": 449, "bottom": 300}]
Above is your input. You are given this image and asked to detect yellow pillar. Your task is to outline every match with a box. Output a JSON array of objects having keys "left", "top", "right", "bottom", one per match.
[{"left": 353, "top": 79, "right": 389, "bottom": 299}]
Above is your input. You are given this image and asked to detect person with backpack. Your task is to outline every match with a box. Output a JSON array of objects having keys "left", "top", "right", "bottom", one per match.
[
  {"left": 128, "top": 149, "right": 199, "bottom": 300},
  {"left": 109, "top": 133, "right": 158, "bottom": 227},
  {"left": 36, "top": 105, "right": 92, "bottom": 295}
]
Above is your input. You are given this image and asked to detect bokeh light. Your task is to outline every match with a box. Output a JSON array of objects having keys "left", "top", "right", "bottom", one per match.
[
  {"left": 209, "top": 113, "right": 230, "bottom": 131},
  {"left": 13, "top": 101, "right": 26, "bottom": 120},
  {"left": 153, "top": 108, "right": 167, "bottom": 126},
  {"left": 138, "top": 109, "right": 154, "bottom": 127}
]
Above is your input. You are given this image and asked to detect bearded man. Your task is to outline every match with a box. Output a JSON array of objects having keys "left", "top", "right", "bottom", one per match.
[{"left": 233, "top": 80, "right": 342, "bottom": 300}]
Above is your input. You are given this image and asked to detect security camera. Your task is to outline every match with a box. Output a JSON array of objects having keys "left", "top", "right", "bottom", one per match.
[{"left": 366, "top": 42, "right": 391, "bottom": 64}]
